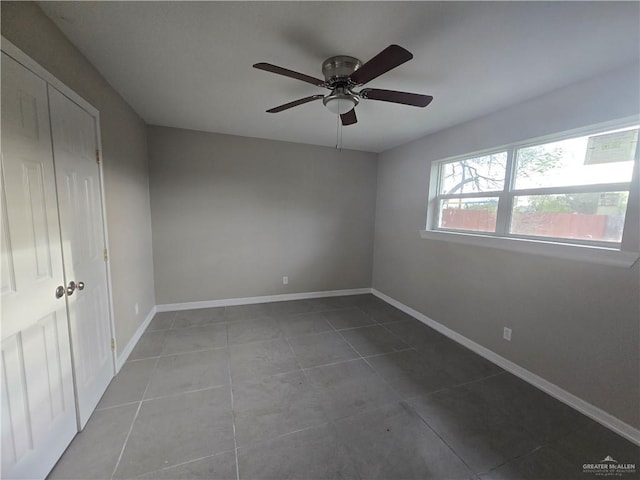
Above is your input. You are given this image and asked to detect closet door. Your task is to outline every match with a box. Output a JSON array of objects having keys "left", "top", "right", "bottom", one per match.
[
  {"left": 1, "top": 53, "right": 77, "bottom": 480},
  {"left": 48, "top": 86, "right": 114, "bottom": 428}
]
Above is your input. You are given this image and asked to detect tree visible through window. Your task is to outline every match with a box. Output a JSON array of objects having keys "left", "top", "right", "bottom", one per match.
[{"left": 432, "top": 124, "right": 638, "bottom": 246}]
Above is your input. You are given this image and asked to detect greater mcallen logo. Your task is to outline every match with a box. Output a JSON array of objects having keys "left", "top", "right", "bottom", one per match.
[{"left": 583, "top": 456, "right": 637, "bottom": 476}]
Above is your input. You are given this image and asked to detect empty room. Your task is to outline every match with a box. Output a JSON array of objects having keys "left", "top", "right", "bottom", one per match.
[{"left": 1, "top": 2, "right": 639, "bottom": 479}]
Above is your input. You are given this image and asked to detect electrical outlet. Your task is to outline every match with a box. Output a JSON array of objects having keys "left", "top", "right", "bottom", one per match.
[
  {"left": 503, "top": 327, "right": 512, "bottom": 341},
  {"left": 282, "top": 276, "right": 289, "bottom": 285},
  {"left": 135, "top": 303, "right": 139, "bottom": 315}
]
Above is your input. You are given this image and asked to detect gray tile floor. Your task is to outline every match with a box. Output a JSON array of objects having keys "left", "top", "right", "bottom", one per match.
[{"left": 48, "top": 294, "right": 639, "bottom": 480}]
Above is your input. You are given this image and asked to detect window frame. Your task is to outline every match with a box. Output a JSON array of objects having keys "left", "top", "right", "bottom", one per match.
[{"left": 423, "top": 119, "right": 640, "bottom": 266}]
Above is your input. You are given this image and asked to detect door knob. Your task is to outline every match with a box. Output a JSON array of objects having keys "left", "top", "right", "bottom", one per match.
[
  {"left": 55, "top": 286, "right": 65, "bottom": 299},
  {"left": 77, "top": 281, "right": 85, "bottom": 291},
  {"left": 66, "top": 281, "right": 76, "bottom": 296}
]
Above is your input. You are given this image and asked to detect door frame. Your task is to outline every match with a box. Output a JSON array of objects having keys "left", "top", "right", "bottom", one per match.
[{"left": 1, "top": 37, "right": 118, "bottom": 379}]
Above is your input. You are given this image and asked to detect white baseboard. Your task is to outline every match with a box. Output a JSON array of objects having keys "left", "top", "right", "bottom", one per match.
[
  {"left": 156, "top": 288, "right": 373, "bottom": 312},
  {"left": 116, "top": 305, "right": 157, "bottom": 372},
  {"left": 371, "top": 288, "right": 640, "bottom": 446},
  {"left": 119, "top": 289, "right": 370, "bottom": 370}
]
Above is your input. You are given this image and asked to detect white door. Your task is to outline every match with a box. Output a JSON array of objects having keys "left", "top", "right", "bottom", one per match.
[
  {"left": 48, "top": 86, "right": 114, "bottom": 428},
  {"left": 1, "top": 52, "right": 77, "bottom": 480}
]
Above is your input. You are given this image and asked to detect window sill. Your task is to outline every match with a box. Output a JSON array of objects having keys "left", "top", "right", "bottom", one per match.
[{"left": 419, "top": 230, "right": 639, "bottom": 267}]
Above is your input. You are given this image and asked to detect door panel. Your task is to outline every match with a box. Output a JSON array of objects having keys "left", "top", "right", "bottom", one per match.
[
  {"left": 48, "top": 86, "right": 114, "bottom": 428},
  {"left": 1, "top": 174, "right": 16, "bottom": 296},
  {"left": 1, "top": 52, "right": 77, "bottom": 480}
]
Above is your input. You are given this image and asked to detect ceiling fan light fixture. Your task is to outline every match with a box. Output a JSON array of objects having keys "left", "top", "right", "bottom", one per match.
[
  {"left": 324, "top": 97, "right": 356, "bottom": 115},
  {"left": 323, "top": 88, "right": 359, "bottom": 115}
]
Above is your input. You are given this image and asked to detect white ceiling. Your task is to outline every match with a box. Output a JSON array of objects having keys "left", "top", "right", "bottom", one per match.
[{"left": 39, "top": 1, "right": 639, "bottom": 153}]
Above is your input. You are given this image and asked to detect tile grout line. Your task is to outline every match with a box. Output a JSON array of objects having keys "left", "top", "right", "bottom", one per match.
[
  {"left": 333, "top": 320, "right": 403, "bottom": 333},
  {"left": 323, "top": 305, "right": 378, "bottom": 360},
  {"left": 227, "top": 348, "right": 415, "bottom": 385},
  {"left": 130, "top": 450, "right": 236, "bottom": 479},
  {"left": 405, "top": 399, "right": 478, "bottom": 477},
  {"left": 223, "top": 304, "right": 396, "bottom": 341},
  {"left": 225, "top": 329, "right": 241, "bottom": 480},
  {"left": 100, "top": 299, "right": 413, "bottom": 479},
  {"left": 94, "top": 399, "right": 141, "bottom": 412},
  {"left": 229, "top": 295, "right": 499, "bottom": 475},
  {"left": 159, "top": 344, "right": 229, "bottom": 357},
  {"left": 331, "top": 317, "right": 414, "bottom": 365},
  {"left": 329, "top": 307, "right": 431, "bottom": 401},
  {"left": 403, "top": 369, "right": 508, "bottom": 404},
  {"left": 110, "top": 353, "right": 162, "bottom": 479},
  {"left": 125, "top": 300, "right": 594, "bottom": 480},
  {"left": 400, "top": 372, "right": 521, "bottom": 477},
  {"left": 290, "top": 304, "right": 367, "bottom": 370},
  {"left": 332, "top": 327, "right": 409, "bottom": 400},
  {"left": 140, "top": 300, "right": 409, "bottom": 470},
  {"left": 331, "top": 324, "right": 409, "bottom": 397},
  {"left": 233, "top": 421, "right": 332, "bottom": 451},
  {"left": 365, "top": 310, "right": 511, "bottom": 402},
  {"left": 476, "top": 445, "right": 545, "bottom": 477},
  {"left": 127, "top": 343, "right": 228, "bottom": 362},
  {"left": 362, "top": 346, "right": 416, "bottom": 358},
  {"left": 301, "top": 356, "right": 363, "bottom": 372},
  {"left": 152, "top": 304, "right": 414, "bottom": 383},
  {"left": 333, "top": 329, "right": 367, "bottom": 361},
  {"left": 377, "top": 317, "right": 412, "bottom": 342},
  {"left": 281, "top": 332, "right": 316, "bottom": 386},
  {"left": 141, "top": 383, "right": 231, "bottom": 404},
  {"left": 164, "top": 303, "right": 403, "bottom": 458},
  {"left": 327, "top": 303, "right": 416, "bottom": 478},
  {"left": 168, "top": 310, "right": 177, "bottom": 330},
  {"left": 233, "top": 366, "right": 304, "bottom": 385},
  {"left": 252, "top": 308, "right": 368, "bottom": 450},
  {"left": 109, "top": 314, "right": 172, "bottom": 478},
  {"left": 278, "top": 329, "right": 342, "bottom": 470},
  {"left": 279, "top": 325, "right": 327, "bottom": 438}
]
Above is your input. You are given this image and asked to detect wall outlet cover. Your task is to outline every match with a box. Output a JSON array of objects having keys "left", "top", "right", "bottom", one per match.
[{"left": 503, "top": 327, "right": 512, "bottom": 341}]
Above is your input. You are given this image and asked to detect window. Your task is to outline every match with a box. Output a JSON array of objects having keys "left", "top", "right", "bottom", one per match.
[
  {"left": 426, "top": 122, "right": 639, "bottom": 257},
  {"left": 436, "top": 152, "right": 507, "bottom": 234}
]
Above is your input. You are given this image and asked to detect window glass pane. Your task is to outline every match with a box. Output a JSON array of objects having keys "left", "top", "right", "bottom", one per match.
[
  {"left": 510, "top": 192, "right": 628, "bottom": 242},
  {"left": 439, "top": 197, "right": 498, "bottom": 232},
  {"left": 514, "top": 127, "right": 637, "bottom": 189},
  {"left": 439, "top": 152, "right": 507, "bottom": 194}
]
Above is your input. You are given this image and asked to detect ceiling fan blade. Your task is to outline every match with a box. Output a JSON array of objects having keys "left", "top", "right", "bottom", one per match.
[
  {"left": 340, "top": 109, "right": 357, "bottom": 126},
  {"left": 360, "top": 88, "right": 433, "bottom": 107},
  {"left": 266, "top": 95, "right": 324, "bottom": 113},
  {"left": 349, "top": 45, "right": 413, "bottom": 86},
  {"left": 253, "top": 63, "right": 326, "bottom": 87}
]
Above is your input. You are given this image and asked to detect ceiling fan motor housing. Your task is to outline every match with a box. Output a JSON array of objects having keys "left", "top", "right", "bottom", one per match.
[{"left": 322, "top": 55, "right": 362, "bottom": 85}]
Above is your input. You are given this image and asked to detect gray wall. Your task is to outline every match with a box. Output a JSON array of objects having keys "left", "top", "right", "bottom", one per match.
[
  {"left": 148, "top": 126, "right": 377, "bottom": 304},
  {"left": 2, "top": 2, "right": 156, "bottom": 355},
  {"left": 373, "top": 63, "right": 640, "bottom": 428},
  {"left": 6, "top": 0, "right": 637, "bottom": 430}
]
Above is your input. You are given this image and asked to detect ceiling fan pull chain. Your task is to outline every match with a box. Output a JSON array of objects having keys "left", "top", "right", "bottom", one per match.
[{"left": 336, "top": 114, "right": 343, "bottom": 151}]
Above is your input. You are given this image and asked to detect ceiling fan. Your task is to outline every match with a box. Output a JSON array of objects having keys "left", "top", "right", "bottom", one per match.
[{"left": 253, "top": 45, "right": 433, "bottom": 126}]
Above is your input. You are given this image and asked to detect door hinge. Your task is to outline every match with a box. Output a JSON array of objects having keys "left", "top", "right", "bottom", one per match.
[
  {"left": 96, "top": 149, "right": 100, "bottom": 165},
  {"left": 110, "top": 338, "right": 115, "bottom": 351},
  {"left": 103, "top": 248, "right": 108, "bottom": 262}
]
